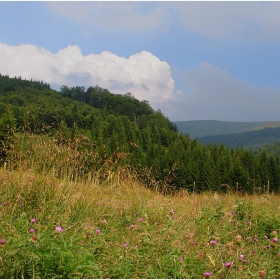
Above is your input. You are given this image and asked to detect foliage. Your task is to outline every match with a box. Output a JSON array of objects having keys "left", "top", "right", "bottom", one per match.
[{"left": 1, "top": 75, "right": 280, "bottom": 194}]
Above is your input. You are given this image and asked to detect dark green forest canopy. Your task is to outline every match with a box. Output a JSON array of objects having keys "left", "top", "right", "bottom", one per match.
[{"left": 1, "top": 74, "right": 280, "bottom": 194}]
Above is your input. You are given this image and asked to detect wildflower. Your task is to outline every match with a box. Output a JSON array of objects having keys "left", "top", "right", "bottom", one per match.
[
  {"left": 272, "top": 237, "right": 278, "bottom": 243},
  {"left": 138, "top": 217, "right": 143, "bottom": 222},
  {"left": 264, "top": 235, "right": 268, "bottom": 239},
  {"left": 267, "top": 245, "right": 271, "bottom": 249},
  {"left": 235, "top": 235, "right": 242, "bottom": 244},
  {"left": 170, "top": 209, "right": 175, "bottom": 216},
  {"left": 230, "top": 210, "right": 235, "bottom": 215},
  {"left": 239, "top": 254, "right": 245, "bottom": 259},
  {"left": 55, "top": 226, "right": 63, "bottom": 232},
  {"left": 254, "top": 237, "right": 259, "bottom": 243},
  {"left": 3, "top": 202, "right": 7, "bottom": 206},
  {"left": 29, "top": 229, "right": 35, "bottom": 233},
  {"left": 209, "top": 240, "right": 217, "bottom": 245},
  {"left": 32, "top": 235, "right": 38, "bottom": 241},
  {"left": 130, "top": 224, "right": 135, "bottom": 229},
  {"left": 95, "top": 229, "right": 101, "bottom": 235},
  {"left": 30, "top": 218, "right": 36, "bottom": 223},
  {"left": 243, "top": 259, "right": 247, "bottom": 264},
  {"left": 190, "top": 241, "right": 196, "bottom": 245},
  {"left": 204, "top": 272, "right": 211, "bottom": 278},
  {"left": 271, "top": 230, "right": 278, "bottom": 236},
  {"left": 122, "top": 243, "right": 128, "bottom": 247},
  {"left": 0, "top": 239, "right": 5, "bottom": 245},
  {"left": 179, "top": 257, "right": 184, "bottom": 262},
  {"left": 225, "top": 262, "right": 232, "bottom": 268},
  {"left": 86, "top": 233, "right": 90, "bottom": 239}
]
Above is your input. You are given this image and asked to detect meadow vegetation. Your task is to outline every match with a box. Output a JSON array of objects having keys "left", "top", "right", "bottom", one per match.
[{"left": 0, "top": 132, "right": 280, "bottom": 279}]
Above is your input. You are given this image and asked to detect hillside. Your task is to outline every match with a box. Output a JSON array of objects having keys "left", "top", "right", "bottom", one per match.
[
  {"left": 174, "top": 120, "right": 280, "bottom": 139},
  {"left": 198, "top": 126, "right": 280, "bottom": 150},
  {"left": 1, "top": 74, "right": 280, "bottom": 194}
]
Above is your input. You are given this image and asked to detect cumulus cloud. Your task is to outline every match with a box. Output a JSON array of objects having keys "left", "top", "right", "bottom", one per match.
[
  {"left": 166, "top": 63, "right": 280, "bottom": 122},
  {"left": 0, "top": 42, "right": 177, "bottom": 107},
  {"left": 46, "top": 2, "right": 280, "bottom": 43}
]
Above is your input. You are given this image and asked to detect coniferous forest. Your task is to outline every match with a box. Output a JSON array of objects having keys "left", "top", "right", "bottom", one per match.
[{"left": 1, "top": 74, "right": 280, "bottom": 194}]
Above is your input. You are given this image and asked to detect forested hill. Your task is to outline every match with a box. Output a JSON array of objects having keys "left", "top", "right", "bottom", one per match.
[
  {"left": 199, "top": 127, "right": 280, "bottom": 150},
  {"left": 1, "top": 74, "right": 280, "bottom": 194}
]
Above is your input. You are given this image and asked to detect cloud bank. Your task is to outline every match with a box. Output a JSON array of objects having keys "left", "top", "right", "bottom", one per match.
[
  {"left": 47, "top": 2, "right": 280, "bottom": 43},
  {"left": 167, "top": 63, "right": 280, "bottom": 122},
  {"left": 0, "top": 42, "right": 177, "bottom": 107}
]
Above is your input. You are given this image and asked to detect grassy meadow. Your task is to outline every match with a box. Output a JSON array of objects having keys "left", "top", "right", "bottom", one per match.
[{"left": 0, "top": 133, "right": 280, "bottom": 278}]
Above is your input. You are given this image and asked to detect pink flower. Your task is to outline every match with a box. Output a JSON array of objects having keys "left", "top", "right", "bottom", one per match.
[
  {"left": 179, "top": 257, "right": 184, "bottom": 262},
  {"left": 0, "top": 239, "right": 5, "bottom": 245},
  {"left": 264, "top": 235, "right": 268, "bottom": 239},
  {"left": 204, "top": 272, "right": 211, "bottom": 278},
  {"left": 3, "top": 202, "right": 7, "bottom": 206},
  {"left": 272, "top": 237, "right": 278, "bottom": 243},
  {"left": 225, "top": 262, "right": 232, "bottom": 268},
  {"left": 30, "top": 218, "right": 36, "bottom": 223},
  {"left": 170, "top": 209, "right": 175, "bottom": 216},
  {"left": 138, "top": 217, "right": 143, "bottom": 222},
  {"left": 55, "top": 226, "right": 63, "bottom": 232},
  {"left": 209, "top": 240, "right": 217, "bottom": 245},
  {"left": 243, "top": 259, "right": 247, "bottom": 264},
  {"left": 239, "top": 254, "right": 245, "bottom": 259},
  {"left": 122, "top": 243, "right": 128, "bottom": 247},
  {"left": 95, "top": 229, "right": 101, "bottom": 235},
  {"left": 130, "top": 225, "right": 135, "bottom": 229},
  {"left": 271, "top": 230, "right": 278, "bottom": 236},
  {"left": 29, "top": 229, "right": 35, "bottom": 233}
]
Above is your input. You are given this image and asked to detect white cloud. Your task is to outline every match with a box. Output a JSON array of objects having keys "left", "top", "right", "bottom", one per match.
[
  {"left": 166, "top": 63, "right": 280, "bottom": 122},
  {"left": 46, "top": 2, "right": 280, "bottom": 43},
  {"left": 46, "top": 2, "right": 167, "bottom": 33},
  {"left": 0, "top": 42, "right": 177, "bottom": 107}
]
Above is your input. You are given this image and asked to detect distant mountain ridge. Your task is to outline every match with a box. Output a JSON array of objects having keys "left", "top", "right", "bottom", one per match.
[
  {"left": 174, "top": 120, "right": 280, "bottom": 139},
  {"left": 199, "top": 126, "right": 280, "bottom": 150}
]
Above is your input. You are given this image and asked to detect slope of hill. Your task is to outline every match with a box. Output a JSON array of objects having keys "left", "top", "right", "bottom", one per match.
[
  {"left": 1, "top": 74, "right": 280, "bottom": 194},
  {"left": 174, "top": 120, "right": 280, "bottom": 139},
  {"left": 198, "top": 126, "right": 280, "bottom": 149}
]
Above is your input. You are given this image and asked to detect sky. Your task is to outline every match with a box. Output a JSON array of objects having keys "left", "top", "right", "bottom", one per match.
[{"left": 1, "top": 1, "right": 280, "bottom": 122}]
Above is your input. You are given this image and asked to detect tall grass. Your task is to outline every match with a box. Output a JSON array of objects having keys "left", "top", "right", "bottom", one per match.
[{"left": 0, "top": 132, "right": 279, "bottom": 278}]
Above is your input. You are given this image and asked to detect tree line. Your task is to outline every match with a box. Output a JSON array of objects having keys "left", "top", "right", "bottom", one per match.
[{"left": 0, "top": 75, "right": 279, "bottom": 193}]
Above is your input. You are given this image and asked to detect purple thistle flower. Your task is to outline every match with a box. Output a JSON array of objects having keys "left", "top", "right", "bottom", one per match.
[
  {"left": 0, "top": 239, "right": 5, "bottom": 245},
  {"left": 95, "top": 229, "right": 101, "bottom": 235},
  {"left": 267, "top": 245, "right": 271, "bottom": 249},
  {"left": 122, "top": 243, "right": 128, "bottom": 247},
  {"left": 55, "top": 226, "right": 63, "bottom": 232},
  {"left": 243, "top": 259, "right": 247, "bottom": 264},
  {"left": 130, "top": 224, "right": 135, "bottom": 229},
  {"left": 30, "top": 218, "right": 36, "bottom": 223},
  {"left": 209, "top": 240, "right": 217, "bottom": 245},
  {"left": 3, "top": 202, "right": 8, "bottom": 206},
  {"left": 138, "top": 217, "right": 143, "bottom": 222},
  {"left": 225, "top": 262, "right": 232, "bottom": 268},
  {"left": 204, "top": 272, "right": 211, "bottom": 278},
  {"left": 271, "top": 230, "right": 278, "bottom": 236},
  {"left": 264, "top": 235, "right": 268, "bottom": 239},
  {"left": 239, "top": 254, "right": 245, "bottom": 259},
  {"left": 254, "top": 237, "right": 259, "bottom": 242},
  {"left": 29, "top": 229, "right": 35, "bottom": 233},
  {"left": 179, "top": 257, "right": 184, "bottom": 262},
  {"left": 272, "top": 237, "right": 278, "bottom": 243}
]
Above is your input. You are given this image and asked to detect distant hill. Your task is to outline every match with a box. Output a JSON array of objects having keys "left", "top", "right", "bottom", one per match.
[
  {"left": 198, "top": 126, "right": 280, "bottom": 150},
  {"left": 174, "top": 120, "right": 280, "bottom": 139}
]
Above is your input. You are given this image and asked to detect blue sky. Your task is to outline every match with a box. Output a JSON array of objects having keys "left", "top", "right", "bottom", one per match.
[{"left": 1, "top": 1, "right": 280, "bottom": 121}]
